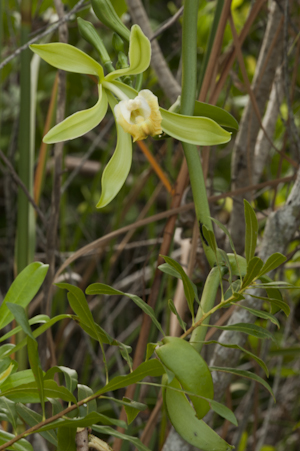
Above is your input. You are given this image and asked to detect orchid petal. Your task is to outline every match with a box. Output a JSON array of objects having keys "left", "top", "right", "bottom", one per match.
[
  {"left": 30, "top": 43, "right": 104, "bottom": 79},
  {"left": 105, "top": 25, "right": 151, "bottom": 81},
  {"left": 43, "top": 85, "right": 108, "bottom": 144},
  {"left": 97, "top": 92, "right": 132, "bottom": 208},
  {"left": 160, "top": 109, "right": 232, "bottom": 146}
]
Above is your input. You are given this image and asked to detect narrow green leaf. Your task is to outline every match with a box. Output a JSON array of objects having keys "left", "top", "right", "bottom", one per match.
[
  {"left": 92, "top": 425, "right": 152, "bottom": 451},
  {"left": 30, "top": 43, "right": 104, "bottom": 78},
  {"left": 97, "top": 92, "right": 132, "bottom": 208},
  {"left": 86, "top": 283, "right": 164, "bottom": 335},
  {"left": 259, "top": 252, "right": 287, "bottom": 276},
  {"left": 158, "top": 263, "right": 200, "bottom": 304},
  {"left": 0, "top": 315, "right": 50, "bottom": 343},
  {"left": 57, "top": 427, "right": 76, "bottom": 451},
  {"left": 94, "top": 360, "right": 164, "bottom": 396},
  {"left": 16, "top": 404, "right": 58, "bottom": 446},
  {"left": 160, "top": 108, "right": 231, "bottom": 146},
  {"left": 75, "top": 317, "right": 115, "bottom": 345},
  {"left": 168, "top": 299, "right": 187, "bottom": 332},
  {"left": 123, "top": 398, "right": 141, "bottom": 424},
  {"left": 0, "top": 345, "right": 15, "bottom": 359},
  {"left": 244, "top": 200, "right": 258, "bottom": 263},
  {"left": 44, "top": 84, "right": 108, "bottom": 143},
  {"left": 209, "top": 399, "right": 238, "bottom": 426},
  {"left": 207, "top": 323, "right": 275, "bottom": 341},
  {"left": 0, "top": 431, "right": 33, "bottom": 451},
  {"left": 44, "top": 366, "right": 78, "bottom": 393},
  {"left": 105, "top": 25, "right": 150, "bottom": 80},
  {"left": 210, "top": 366, "right": 275, "bottom": 401},
  {"left": 224, "top": 279, "right": 242, "bottom": 301},
  {"left": 146, "top": 343, "right": 157, "bottom": 361},
  {"left": 0, "top": 262, "right": 48, "bottom": 329},
  {"left": 101, "top": 396, "right": 147, "bottom": 412},
  {"left": 202, "top": 225, "right": 217, "bottom": 254},
  {"left": 0, "top": 370, "right": 35, "bottom": 391},
  {"left": 0, "top": 397, "right": 18, "bottom": 431},
  {"left": 249, "top": 294, "right": 290, "bottom": 317},
  {"left": 194, "top": 100, "right": 239, "bottom": 131},
  {"left": 242, "top": 257, "right": 264, "bottom": 288},
  {"left": 0, "top": 360, "right": 15, "bottom": 387},
  {"left": 162, "top": 256, "right": 195, "bottom": 320},
  {"left": 204, "top": 340, "right": 269, "bottom": 377},
  {"left": 6, "top": 303, "right": 35, "bottom": 340},
  {"left": 236, "top": 304, "right": 280, "bottom": 328},
  {"left": 27, "top": 337, "right": 45, "bottom": 418}
]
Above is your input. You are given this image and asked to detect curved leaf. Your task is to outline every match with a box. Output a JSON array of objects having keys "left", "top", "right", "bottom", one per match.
[
  {"left": 194, "top": 100, "right": 239, "bottom": 130},
  {"left": 97, "top": 92, "right": 132, "bottom": 208},
  {"left": 259, "top": 252, "right": 287, "bottom": 276},
  {"left": 0, "top": 262, "right": 48, "bottom": 329},
  {"left": 44, "top": 85, "right": 108, "bottom": 143},
  {"left": 160, "top": 108, "right": 231, "bottom": 146},
  {"left": 30, "top": 43, "right": 104, "bottom": 78},
  {"left": 105, "top": 25, "right": 151, "bottom": 81},
  {"left": 0, "top": 431, "right": 33, "bottom": 451}
]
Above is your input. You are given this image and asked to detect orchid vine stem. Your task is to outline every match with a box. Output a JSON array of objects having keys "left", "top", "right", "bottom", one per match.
[{"left": 180, "top": 0, "right": 216, "bottom": 268}]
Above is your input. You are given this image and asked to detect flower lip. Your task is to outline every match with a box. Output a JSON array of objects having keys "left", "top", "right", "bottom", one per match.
[{"left": 114, "top": 90, "right": 163, "bottom": 142}]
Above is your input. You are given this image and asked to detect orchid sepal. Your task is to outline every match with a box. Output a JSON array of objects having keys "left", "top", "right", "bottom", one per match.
[
  {"left": 43, "top": 85, "right": 108, "bottom": 144},
  {"left": 30, "top": 43, "right": 104, "bottom": 80}
]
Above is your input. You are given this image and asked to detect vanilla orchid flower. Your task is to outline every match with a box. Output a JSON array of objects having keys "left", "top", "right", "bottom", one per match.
[{"left": 31, "top": 25, "right": 235, "bottom": 208}]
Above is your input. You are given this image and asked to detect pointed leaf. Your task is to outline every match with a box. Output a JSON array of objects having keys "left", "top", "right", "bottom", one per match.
[
  {"left": 146, "top": 343, "right": 157, "bottom": 361},
  {"left": 249, "top": 294, "right": 290, "bottom": 317},
  {"left": 16, "top": 404, "right": 58, "bottom": 446},
  {"left": 162, "top": 256, "right": 195, "bottom": 320},
  {"left": 158, "top": 263, "right": 200, "bottom": 304},
  {"left": 242, "top": 257, "right": 264, "bottom": 288},
  {"left": 86, "top": 283, "right": 164, "bottom": 335},
  {"left": 207, "top": 323, "right": 275, "bottom": 341},
  {"left": 168, "top": 299, "right": 187, "bottom": 332},
  {"left": 259, "top": 253, "right": 287, "bottom": 276},
  {"left": 244, "top": 200, "right": 258, "bottom": 263},
  {"left": 194, "top": 100, "right": 239, "bottom": 131},
  {"left": 0, "top": 431, "right": 33, "bottom": 451},
  {"left": 30, "top": 43, "right": 104, "bottom": 78},
  {"left": 27, "top": 337, "right": 45, "bottom": 418},
  {"left": 78, "top": 384, "right": 97, "bottom": 416},
  {"left": 236, "top": 304, "right": 280, "bottom": 329},
  {"left": 1, "top": 380, "right": 77, "bottom": 404},
  {"left": 0, "top": 370, "right": 36, "bottom": 391},
  {"left": 0, "top": 315, "right": 50, "bottom": 344},
  {"left": 204, "top": 340, "right": 269, "bottom": 377},
  {"left": 44, "top": 84, "right": 108, "bottom": 143},
  {"left": 0, "top": 397, "right": 18, "bottom": 431},
  {"left": 160, "top": 108, "right": 231, "bottom": 146},
  {"left": 202, "top": 225, "right": 217, "bottom": 254},
  {"left": 6, "top": 303, "right": 35, "bottom": 340},
  {"left": 94, "top": 360, "right": 164, "bottom": 396},
  {"left": 97, "top": 92, "right": 132, "bottom": 208},
  {"left": 105, "top": 25, "right": 150, "bottom": 81},
  {"left": 0, "top": 262, "right": 48, "bottom": 329},
  {"left": 210, "top": 366, "right": 275, "bottom": 400},
  {"left": 209, "top": 399, "right": 238, "bottom": 426}
]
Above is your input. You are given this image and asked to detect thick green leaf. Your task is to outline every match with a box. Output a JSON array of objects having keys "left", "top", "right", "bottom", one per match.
[
  {"left": 244, "top": 200, "right": 258, "bottom": 263},
  {"left": 44, "top": 84, "right": 108, "bottom": 143},
  {"left": 105, "top": 25, "right": 150, "bottom": 81},
  {"left": 57, "top": 427, "right": 76, "bottom": 451},
  {"left": 168, "top": 299, "right": 187, "bottom": 332},
  {"left": 93, "top": 425, "right": 152, "bottom": 451},
  {"left": 30, "top": 43, "right": 104, "bottom": 78},
  {"left": 227, "top": 254, "right": 247, "bottom": 277},
  {"left": 249, "top": 294, "right": 290, "bottom": 317},
  {"left": 97, "top": 92, "right": 132, "bottom": 208},
  {"left": 259, "top": 253, "right": 287, "bottom": 276},
  {"left": 0, "top": 262, "right": 48, "bottom": 329},
  {"left": 160, "top": 108, "right": 231, "bottom": 146},
  {"left": 1, "top": 380, "right": 77, "bottom": 404},
  {"left": 194, "top": 100, "right": 239, "bottom": 131},
  {"left": 44, "top": 366, "right": 78, "bottom": 393},
  {"left": 0, "top": 431, "right": 33, "bottom": 451},
  {"left": 123, "top": 398, "right": 141, "bottom": 424},
  {"left": 210, "top": 366, "right": 275, "bottom": 400},
  {"left": 16, "top": 404, "right": 58, "bottom": 446},
  {"left": 86, "top": 283, "right": 164, "bottom": 335},
  {"left": 207, "top": 323, "right": 275, "bottom": 341},
  {"left": 94, "top": 360, "right": 164, "bottom": 397},
  {"left": 164, "top": 377, "right": 233, "bottom": 450},
  {"left": 204, "top": 340, "right": 269, "bottom": 377},
  {"left": 162, "top": 256, "right": 195, "bottom": 320},
  {"left": 236, "top": 304, "right": 280, "bottom": 328},
  {"left": 242, "top": 257, "right": 264, "bottom": 288},
  {"left": 0, "top": 397, "right": 18, "bottom": 431}
]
